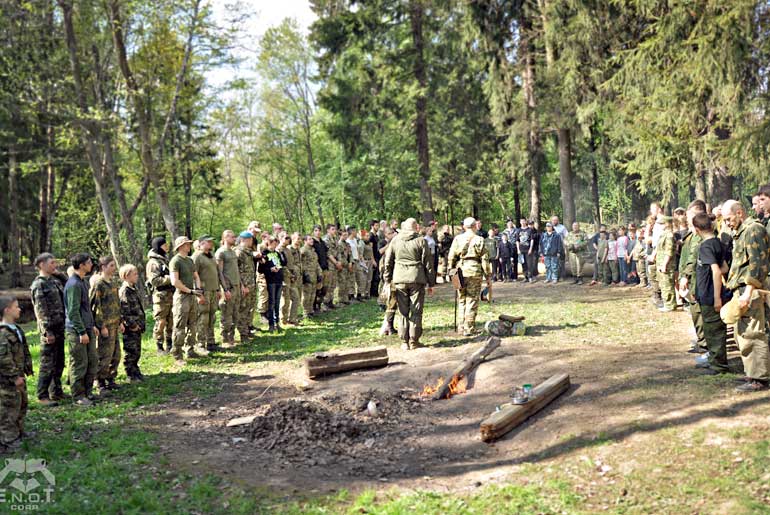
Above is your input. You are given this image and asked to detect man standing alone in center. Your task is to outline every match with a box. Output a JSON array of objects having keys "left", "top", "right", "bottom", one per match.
[
  {"left": 448, "top": 217, "right": 492, "bottom": 336},
  {"left": 382, "top": 218, "right": 435, "bottom": 350}
]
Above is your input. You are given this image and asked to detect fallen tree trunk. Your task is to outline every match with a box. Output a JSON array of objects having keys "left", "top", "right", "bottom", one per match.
[
  {"left": 305, "top": 346, "right": 389, "bottom": 379},
  {"left": 433, "top": 337, "right": 501, "bottom": 400},
  {"left": 480, "top": 372, "right": 570, "bottom": 442},
  {"left": 499, "top": 314, "right": 525, "bottom": 323}
]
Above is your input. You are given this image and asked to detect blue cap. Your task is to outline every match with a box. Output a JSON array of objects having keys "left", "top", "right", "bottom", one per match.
[{"left": 239, "top": 231, "right": 253, "bottom": 239}]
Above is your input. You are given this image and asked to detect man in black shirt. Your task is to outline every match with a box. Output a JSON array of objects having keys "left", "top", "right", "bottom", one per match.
[
  {"left": 369, "top": 220, "right": 381, "bottom": 297},
  {"left": 693, "top": 213, "right": 730, "bottom": 374}
]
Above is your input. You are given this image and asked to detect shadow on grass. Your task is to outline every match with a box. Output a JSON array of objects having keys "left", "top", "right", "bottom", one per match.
[{"left": 525, "top": 320, "right": 599, "bottom": 336}]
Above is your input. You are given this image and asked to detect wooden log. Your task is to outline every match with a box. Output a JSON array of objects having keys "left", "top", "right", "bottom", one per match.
[
  {"left": 479, "top": 373, "right": 570, "bottom": 442},
  {"left": 499, "top": 314, "right": 525, "bottom": 323},
  {"left": 433, "top": 337, "right": 501, "bottom": 400},
  {"left": 304, "top": 346, "right": 389, "bottom": 379},
  {"left": 226, "top": 415, "right": 257, "bottom": 427}
]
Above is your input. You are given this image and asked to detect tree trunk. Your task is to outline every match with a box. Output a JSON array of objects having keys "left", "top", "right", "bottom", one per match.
[
  {"left": 410, "top": 0, "right": 434, "bottom": 225},
  {"left": 708, "top": 166, "right": 733, "bottom": 205},
  {"left": 589, "top": 126, "right": 601, "bottom": 231},
  {"left": 8, "top": 147, "right": 21, "bottom": 287},
  {"left": 520, "top": 9, "right": 542, "bottom": 224},
  {"left": 38, "top": 128, "right": 53, "bottom": 254},
  {"left": 558, "top": 128, "right": 575, "bottom": 227},
  {"left": 513, "top": 167, "right": 521, "bottom": 222},
  {"left": 695, "top": 167, "right": 707, "bottom": 203}
]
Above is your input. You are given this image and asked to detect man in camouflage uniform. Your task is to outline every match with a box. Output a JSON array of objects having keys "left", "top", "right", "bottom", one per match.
[
  {"left": 378, "top": 227, "right": 398, "bottom": 335},
  {"left": 300, "top": 235, "right": 323, "bottom": 318},
  {"left": 655, "top": 216, "right": 677, "bottom": 312},
  {"left": 564, "top": 222, "right": 588, "bottom": 284},
  {"left": 30, "top": 253, "right": 65, "bottom": 405},
  {"left": 90, "top": 256, "right": 124, "bottom": 394},
  {"left": 483, "top": 223, "right": 499, "bottom": 282},
  {"left": 448, "top": 217, "right": 492, "bottom": 336},
  {"left": 119, "top": 264, "right": 145, "bottom": 382},
  {"left": 679, "top": 201, "right": 707, "bottom": 352},
  {"left": 382, "top": 219, "right": 436, "bottom": 349},
  {"left": 146, "top": 237, "right": 174, "bottom": 353},
  {"left": 216, "top": 230, "right": 241, "bottom": 346},
  {"left": 235, "top": 232, "right": 257, "bottom": 340},
  {"left": 193, "top": 235, "right": 222, "bottom": 353},
  {"left": 0, "top": 296, "right": 33, "bottom": 451},
  {"left": 255, "top": 231, "right": 271, "bottom": 325},
  {"left": 320, "top": 225, "right": 341, "bottom": 309},
  {"left": 280, "top": 233, "right": 302, "bottom": 325},
  {"left": 169, "top": 237, "right": 203, "bottom": 363},
  {"left": 723, "top": 200, "right": 770, "bottom": 392}
]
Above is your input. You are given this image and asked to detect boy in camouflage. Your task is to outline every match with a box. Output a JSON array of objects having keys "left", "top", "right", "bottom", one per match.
[
  {"left": 119, "top": 264, "right": 146, "bottom": 382},
  {"left": 0, "top": 296, "right": 33, "bottom": 451},
  {"left": 90, "top": 256, "right": 124, "bottom": 394}
]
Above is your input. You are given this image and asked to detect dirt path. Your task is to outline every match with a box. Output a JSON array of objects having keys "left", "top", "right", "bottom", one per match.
[{"left": 143, "top": 281, "right": 770, "bottom": 500}]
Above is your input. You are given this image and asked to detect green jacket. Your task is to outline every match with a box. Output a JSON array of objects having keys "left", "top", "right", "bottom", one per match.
[
  {"left": 678, "top": 231, "right": 702, "bottom": 280},
  {"left": 564, "top": 231, "right": 588, "bottom": 256},
  {"left": 382, "top": 230, "right": 435, "bottom": 286},
  {"left": 300, "top": 245, "right": 322, "bottom": 283},
  {"left": 726, "top": 217, "right": 769, "bottom": 291},
  {"left": 448, "top": 230, "right": 491, "bottom": 278},
  {"left": 90, "top": 276, "right": 121, "bottom": 329},
  {"left": 30, "top": 274, "right": 65, "bottom": 334},
  {"left": 655, "top": 229, "right": 676, "bottom": 273},
  {"left": 119, "top": 283, "right": 146, "bottom": 333}
]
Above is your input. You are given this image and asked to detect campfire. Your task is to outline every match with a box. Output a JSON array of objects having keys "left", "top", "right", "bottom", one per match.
[{"left": 421, "top": 375, "right": 468, "bottom": 399}]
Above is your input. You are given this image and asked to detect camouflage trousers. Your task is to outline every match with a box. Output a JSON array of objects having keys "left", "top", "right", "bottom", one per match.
[
  {"left": 356, "top": 267, "right": 368, "bottom": 298},
  {"left": 733, "top": 290, "right": 770, "bottom": 381},
  {"left": 636, "top": 258, "right": 648, "bottom": 286},
  {"left": 323, "top": 269, "right": 337, "bottom": 305},
  {"left": 281, "top": 279, "right": 301, "bottom": 324},
  {"left": 688, "top": 300, "right": 706, "bottom": 348},
  {"left": 658, "top": 270, "right": 675, "bottom": 309},
  {"left": 172, "top": 292, "right": 197, "bottom": 359},
  {"left": 336, "top": 270, "right": 350, "bottom": 303},
  {"left": 393, "top": 283, "right": 426, "bottom": 344},
  {"left": 122, "top": 330, "right": 143, "bottom": 377},
  {"left": 648, "top": 259, "right": 661, "bottom": 294},
  {"left": 151, "top": 293, "right": 173, "bottom": 349},
  {"left": 0, "top": 382, "right": 27, "bottom": 445},
  {"left": 67, "top": 328, "right": 98, "bottom": 399},
  {"left": 238, "top": 287, "right": 256, "bottom": 338},
  {"left": 36, "top": 326, "right": 65, "bottom": 400},
  {"left": 97, "top": 322, "right": 121, "bottom": 381},
  {"left": 365, "top": 266, "right": 374, "bottom": 297},
  {"left": 219, "top": 287, "right": 241, "bottom": 343},
  {"left": 196, "top": 291, "right": 218, "bottom": 349},
  {"left": 302, "top": 282, "right": 317, "bottom": 317},
  {"left": 257, "top": 273, "right": 268, "bottom": 314},
  {"left": 568, "top": 253, "right": 583, "bottom": 278},
  {"left": 458, "top": 276, "right": 483, "bottom": 333}
]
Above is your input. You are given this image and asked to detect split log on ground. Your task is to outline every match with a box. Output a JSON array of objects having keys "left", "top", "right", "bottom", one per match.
[
  {"left": 305, "top": 346, "right": 389, "bottom": 379},
  {"left": 480, "top": 373, "right": 570, "bottom": 442},
  {"left": 433, "top": 337, "right": 501, "bottom": 400},
  {"left": 226, "top": 415, "right": 257, "bottom": 427},
  {"left": 499, "top": 314, "right": 525, "bottom": 323}
]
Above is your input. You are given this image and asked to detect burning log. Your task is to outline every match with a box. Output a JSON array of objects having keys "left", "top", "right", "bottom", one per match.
[
  {"left": 479, "top": 373, "right": 570, "bottom": 442},
  {"left": 498, "top": 314, "right": 525, "bottom": 323},
  {"left": 429, "top": 337, "right": 501, "bottom": 400},
  {"left": 304, "top": 346, "right": 389, "bottom": 379}
]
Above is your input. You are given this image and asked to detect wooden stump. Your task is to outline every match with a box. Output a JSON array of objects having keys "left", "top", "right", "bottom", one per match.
[
  {"left": 432, "top": 337, "right": 501, "bottom": 400},
  {"left": 499, "top": 314, "right": 525, "bottom": 323},
  {"left": 304, "top": 346, "right": 389, "bottom": 379},
  {"left": 479, "top": 373, "right": 570, "bottom": 442}
]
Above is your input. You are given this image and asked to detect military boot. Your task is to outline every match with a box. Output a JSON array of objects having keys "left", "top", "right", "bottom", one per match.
[
  {"left": 156, "top": 340, "right": 166, "bottom": 355},
  {"left": 165, "top": 338, "right": 173, "bottom": 353}
]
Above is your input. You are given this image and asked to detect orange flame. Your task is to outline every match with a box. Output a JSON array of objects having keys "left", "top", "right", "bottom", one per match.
[{"left": 421, "top": 375, "right": 468, "bottom": 399}]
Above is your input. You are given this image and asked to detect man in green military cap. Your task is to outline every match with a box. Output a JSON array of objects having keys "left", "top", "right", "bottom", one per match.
[
  {"left": 235, "top": 231, "right": 257, "bottom": 342},
  {"left": 448, "top": 217, "right": 492, "bottom": 336},
  {"left": 169, "top": 236, "right": 203, "bottom": 364},
  {"left": 382, "top": 218, "right": 436, "bottom": 349},
  {"left": 723, "top": 200, "right": 770, "bottom": 392},
  {"left": 564, "top": 222, "right": 588, "bottom": 284},
  {"left": 193, "top": 234, "right": 223, "bottom": 352}
]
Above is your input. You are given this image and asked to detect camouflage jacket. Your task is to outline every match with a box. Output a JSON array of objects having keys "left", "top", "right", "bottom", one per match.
[
  {"left": 338, "top": 238, "right": 352, "bottom": 266},
  {"left": 235, "top": 245, "right": 257, "bottom": 288},
  {"left": 564, "top": 231, "right": 589, "bottom": 256},
  {"left": 300, "top": 245, "right": 322, "bottom": 283},
  {"left": 448, "top": 230, "right": 491, "bottom": 278},
  {"left": 0, "top": 324, "right": 33, "bottom": 383},
  {"left": 90, "top": 276, "right": 121, "bottom": 328},
  {"left": 726, "top": 217, "right": 769, "bottom": 291},
  {"left": 655, "top": 229, "right": 676, "bottom": 273},
  {"left": 30, "top": 274, "right": 65, "bottom": 334},
  {"left": 323, "top": 235, "right": 340, "bottom": 264},
  {"left": 282, "top": 245, "right": 301, "bottom": 285},
  {"left": 678, "top": 231, "right": 703, "bottom": 280},
  {"left": 146, "top": 250, "right": 174, "bottom": 300},
  {"left": 119, "top": 283, "right": 146, "bottom": 334}
]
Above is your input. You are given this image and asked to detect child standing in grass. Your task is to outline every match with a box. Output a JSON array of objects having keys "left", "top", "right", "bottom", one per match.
[
  {"left": 607, "top": 231, "right": 619, "bottom": 285},
  {"left": 616, "top": 226, "right": 629, "bottom": 285},
  {"left": 0, "top": 296, "right": 33, "bottom": 451},
  {"left": 596, "top": 231, "right": 610, "bottom": 285},
  {"left": 633, "top": 227, "right": 649, "bottom": 287},
  {"left": 119, "top": 264, "right": 146, "bottom": 383}
]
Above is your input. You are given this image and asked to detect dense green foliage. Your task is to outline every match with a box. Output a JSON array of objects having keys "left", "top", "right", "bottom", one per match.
[{"left": 1, "top": 0, "right": 769, "bottom": 281}]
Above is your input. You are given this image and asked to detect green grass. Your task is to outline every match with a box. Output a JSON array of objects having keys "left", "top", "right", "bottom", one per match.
[{"left": 7, "top": 288, "right": 770, "bottom": 513}]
